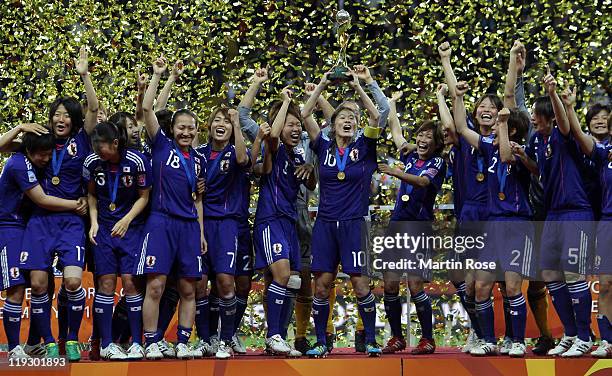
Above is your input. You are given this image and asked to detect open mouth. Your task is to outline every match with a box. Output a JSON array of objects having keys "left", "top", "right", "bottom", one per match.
[
  {"left": 290, "top": 130, "right": 300, "bottom": 142},
  {"left": 342, "top": 123, "right": 353, "bottom": 132},
  {"left": 417, "top": 142, "right": 429, "bottom": 153},
  {"left": 480, "top": 113, "right": 493, "bottom": 122},
  {"left": 214, "top": 127, "right": 226, "bottom": 137},
  {"left": 593, "top": 124, "right": 607, "bottom": 132},
  {"left": 56, "top": 123, "right": 66, "bottom": 133}
]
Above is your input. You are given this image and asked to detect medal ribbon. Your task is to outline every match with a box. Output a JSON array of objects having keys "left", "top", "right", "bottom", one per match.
[
  {"left": 174, "top": 144, "right": 196, "bottom": 195},
  {"left": 51, "top": 142, "right": 68, "bottom": 178},
  {"left": 335, "top": 146, "right": 351, "bottom": 176}
]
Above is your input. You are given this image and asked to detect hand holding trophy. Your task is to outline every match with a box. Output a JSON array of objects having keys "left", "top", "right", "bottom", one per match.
[{"left": 329, "top": 9, "right": 353, "bottom": 84}]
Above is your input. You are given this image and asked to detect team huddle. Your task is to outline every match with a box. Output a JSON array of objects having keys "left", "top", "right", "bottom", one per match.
[{"left": 0, "top": 40, "right": 610, "bottom": 362}]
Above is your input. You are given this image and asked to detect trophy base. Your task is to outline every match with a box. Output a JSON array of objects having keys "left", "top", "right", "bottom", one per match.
[{"left": 329, "top": 66, "right": 352, "bottom": 84}]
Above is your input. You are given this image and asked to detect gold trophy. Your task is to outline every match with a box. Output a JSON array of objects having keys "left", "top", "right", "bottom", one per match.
[{"left": 329, "top": 9, "right": 352, "bottom": 83}]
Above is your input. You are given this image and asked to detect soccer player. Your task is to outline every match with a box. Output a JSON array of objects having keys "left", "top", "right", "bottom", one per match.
[
  {"left": 84, "top": 121, "right": 152, "bottom": 360},
  {"left": 137, "top": 56, "right": 207, "bottom": 360},
  {"left": 378, "top": 91, "right": 447, "bottom": 355},
  {"left": 300, "top": 70, "right": 381, "bottom": 357}
]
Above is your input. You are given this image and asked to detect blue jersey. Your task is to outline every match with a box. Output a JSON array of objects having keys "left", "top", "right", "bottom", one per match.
[
  {"left": 526, "top": 127, "right": 591, "bottom": 212},
  {"left": 255, "top": 144, "right": 307, "bottom": 223},
  {"left": 310, "top": 131, "right": 377, "bottom": 221},
  {"left": 197, "top": 143, "right": 250, "bottom": 219},
  {"left": 38, "top": 129, "right": 91, "bottom": 213},
  {"left": 456, "top": 135, "right": 490, "bottom": 205},
  {"left": 390, "top": 152, "right": 445, "bottom": 221},
  {"left": 83, "top": 149, "right": 152, "bottom": 226},
  {"left": 447, "top": 146, "right": 464, "bottom": 216},
  {"left": 150, "top": 130, "right": 206, "bottom": 219},
  {"left": 480, "top": 137, "right": 532, "bottom": 218},
  {"left": 591, "top": 143, "right": 612, "bottom": 217},
  {"left": 0, "top": 153, "right": 39, "bottom": 227},
  {"left": 238, "top": 169, "right": 251, "bottom": 223}
]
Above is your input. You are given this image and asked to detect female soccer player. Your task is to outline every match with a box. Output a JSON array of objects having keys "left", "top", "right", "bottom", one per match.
[
  {"left": 378, "top": 91, "right": 446, "bottom": 355},
  {"left": 137, "top": 56, "right": 207, "bottom": 360},
  {"left": 84, "top": 121, "right": 151, "bottom": 360},
  {"left": 300, "top": 70, "right": 381, "bottom": 357}
]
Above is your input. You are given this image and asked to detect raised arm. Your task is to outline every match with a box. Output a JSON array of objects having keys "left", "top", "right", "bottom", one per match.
[
  {"left": 238, "top": 67, "right": 268, "bottom": 142},
  {"left": 496, "top": 108, "right": 513, "bottom": 163},
  {"left": 75, "top": 46, "right": 99, "bottom": 135},
  {"left": 504, "top": 40, "right": 524, "bottom": 109},
  {"left": 229, "top": 109, "right": 249, "bottom": 166},
  {"left": 251, "top": 123, "right": 272, "bottom": 175},
  {"left": 270, "top": 88, "right": 292, "bottom": 142},
  {"left": 387, "top": 91, "right": 408, "bottom": 149},
  {"left": 436, "top": 83, "right": 458, "bottom": 145},
  {"left": 348, "top": 71, "right": 379, "bottom": 125},
  {"left": 301, "top": 73, "right": 331, "bottom": 142},
  {"left": 562, "top": 86, "right": 595, "bottom": 156},
  {"left": 543, "top": 67, "right": 570, "bottom": 136},
  {"left": 438, "top": 42, "right": 458, "bottom": 100},
  {"left": 142, "top": 56, "right": 167, "bottom": 139},
  {"left": 0, "top": 123, "right": 48, "bottom": 153},
  {"left": 304, "top": 82, "right": 335, "bottom": 122},
  {"left": 155, "top": 60, "right": 183, "bottom": 111},
  {"left": 135, "top": 70, "right": 148, "bottom": 125},
  {"left": 453, "top": 81, "right": 481, "bottom": 149},
  {"left": 354, "top": 65, "right": 390, "bottom": 129}
]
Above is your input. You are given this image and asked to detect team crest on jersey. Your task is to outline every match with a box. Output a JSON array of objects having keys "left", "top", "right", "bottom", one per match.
[
  {"left": 349, "top": 149, "right": 359, "bottom": 162},
  {"left": 122, "top": 175, "right": 134, "bottom": 188},
  {"left": 220, "top": 159, "right": 230, "bottom": 172},
  {"left": 19, "top": 251, "right": 28, "bottom": 263},
  {"left": 123, "top": 166, "right": 131, "bottom": 173},
  {"left": 67, "top": 141, "right": 77, "bottom": 157},
  {"left": 146, "top": 256, "right": 156, "bottom": 267},
  {"left": 10, "top": 267, "right": 20, "bottom": 279},
  {"left": 272, "top": 243, "right": 283, "bottom": 254}
]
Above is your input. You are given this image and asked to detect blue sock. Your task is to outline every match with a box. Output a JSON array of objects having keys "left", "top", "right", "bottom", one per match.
[
  {"left": 66, "top": 287, "right": 86, "bottom": 341},
  {"left": 412, "top": 291, "right": 433, "bottom": 340},
  {"left": 3, "top": 300, "right": 22, "bottom": 350},
  {"left": 234, "top": 295, "right": 248, "bottom": 334},
  {"left": 27, "top": 318, "right": 40, "bottom": 346},
  {"left": 219, "top": 296, "right": 236, "bottom": 342},
  {"left": 266, "top": 281, "right": 286, "bottom": 337},
  {"left": 125, "top": 294, "right": 143, "bottom": 345},
  {"left": 312, "top": 297, "right": 330, "bottom": 345},
  {"left": 453, "top": 281, "right": 467, "bottom": 310},
  {"left": 143, "top": 330, "right": 161, "bottom": 346},
  {"left": 465, "top": 294, "right": 482, "bottom": 338},
  {"left": 280, "top": 290, "right": 296, "bottom": 339},
  {"left": 508, "top": 293, "right": 527, "bottom": 342},
  {"left": 357, "top": 292, "right": 377, "bottom": 344},
  {"left": 57, "top": 286, "right": 68, "bottom": 340},
  {"left": 597, "top": 314, "right": 612, "bottom": 342},
  {"left": 195, "top": 297, "right": 210, "bottom": 341},
  {"left": 476, "top": 298, "right": 495, "bottom": 343},
  {"left": 93, "top": 292, "right": 114, "bottom": 347},
  {"left": 384, "top": 293, "right": 403, "bottom": 338},
  {"left": 568, "top": 281, "right": 592, "bottom": 341},
  {"left": 157, "top": 287, "right": 179, "bottom": 336},
  {"left": 503, "top": 296, "right": 513, "bottom": 339},
  {"left": 208, "top": 294, "right": 220, "bottom": 338},
  {"left": 30, "top": 293, "right": 54, "bottom": 344},
  {"left": 176, "top": 325, "right": 192, "bottom": 344},
  {"left": 546, "top": 282, "right": 578, "bottom": 337},
  {"left": 111, "top": 296, "right": 129, "bottom": 342}
]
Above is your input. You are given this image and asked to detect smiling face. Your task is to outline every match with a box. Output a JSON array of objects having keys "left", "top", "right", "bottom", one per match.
[
  {"left": 588, "top": 109, "right": 610, "bottom": 138},
  {"left": 52, "top": 104, "right": 73, "bottom": 138},
  {"left": 333, "top": 108, "right": 357, "bottom": 140},
  {"left": 475, "top": 97, "right": 499, "bottom": 131},
  {"left": 416, "top": 129, "right": 437, "bottom": 159},
  {"left": 531, "top": 101, "right": 553, "bottom": 135},
  {"left": 126, "top": 118, "right": 141, "bottom": 147},
  {"left": 281, "top": 113, "right": 302, "bottom": 147},
  {"left": 173, "top": 113, "right": 198, "bottom": 149}
]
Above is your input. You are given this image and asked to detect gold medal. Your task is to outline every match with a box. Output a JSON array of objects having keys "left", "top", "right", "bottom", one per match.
[
  {"left": 109, "top": 202, "right": 116, "bottom": 211},
  {"left": 476, "top": 172, "right": 485, "bottom": 182},
  {"left": 498, "top": 192, "right": 506, "bottom": 201},
  {"left": 192, "top": 192, "right": 197, "bottom": 201},
  {"left": 337, "top": 171, "right": 346, "bottom": 180},
  {"left": 51, "top": 176, "right": 60, "bottom": 185},
  {"left": 401, "top": 194, "right": 410, "bottom": 202}
]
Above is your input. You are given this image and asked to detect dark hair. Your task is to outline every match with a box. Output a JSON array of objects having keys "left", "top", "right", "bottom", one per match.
[
  {"left": 472, "top": 94, "right": 503, "bottom": 131},
  {"left": 155, "top": 109, "right": 174, "bottom": 135},
  {"left": 21, "top": 133, "right": 54, "bottom": 155},
  {"left": 206, "top": 106, "right": 234, "bottom": 144},
  {"left": 507, "top": 109, "right": 530, "bottom": 143},
  {"left": 415, "top": 120, "right": 444, "bottom": 153},
  {"left": 328, "top": 104, "right": 359, "bottom": 144},
  {"left": 533, "top": 96, "right": 554, "bottom": 122},
  {"left": 267, "top": 100, "right": 303, "bottom": 126},
  {"left": 172, "top": 108, "right": 199, "bottom": 129},
  {"left": 586, "top": 103, "right": 610, "bottom": 130},
  {"left": 48, "top": 97, "right": 84, "bottom": 136},
  {"left": 91, "top": 121, "right": 128, "bottom": 154},
  {"left": 108, "top": 112, "right": 136, "bottom": 131}
]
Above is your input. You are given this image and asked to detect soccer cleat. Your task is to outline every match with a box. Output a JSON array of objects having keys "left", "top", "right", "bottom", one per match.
[
  {"left": 499, "top": 337, "right": 513, "bottom": 355},
  {"left": 547, "top": 335, "right": 576, "bottom": 356},
  {"left": 461, "top": 330, "right": 479, "bottom": 353},
  {"left": 366, "top": 342, "right": 382, "bottom": 357},
  {"left": 326, "top": 332, "right": 335, "bottom": 353},
  {"left": 57, "top": 338, "right": 66, "bottom": 356},
  {"left": 65, "top": 340, "right": 81, "bottom": 362},
  {"left": 561, "top": 338, "right": 593, "bottom": 358},
  {"left": 294, "top": 337, "right": 311, "bottom": 355},
  {"left": 100, "top": 343, "right": 128, "bottom": 361},
  {"left": 215, "top": 340, "right": 233, "bottom": 359},
  {"left": 45, "top": 343, "right": 60, "bottom": 358},
  {"left": 157, "top": 339, "right": 176, "bottom": 358},
  {"left": 532, "top": 336, "right": 555, "bottom": 356},
  {"left": 286, "top": 345, "right": 302, "bottom": 358},
  {"left": 191, "top": 340, "right": 213, "bottom": 358},
  {"left": 23, "top": 343, "right": 46, "bottom": 357},
  {"left": 591, "top": 340, "right": 612, "bottom": 358},
  {"left": 126, "top": 343, "right": 145, "bottom": 360},
  {"left": 382, "top": 336, "right": 407, "bottom": 354},
  {"left": 509, "top": 342, "right": 526, "bottom": 358},
  {"left": 8, "top": 345, "right": 31, "bottom": 359},
  {"left": 265, "top": 334, "right": 291, "bottom": 355},
  {"left": 411, "top": 338, "right": 436, "bottom": 355},
  {"left": 470, "top": 342, "right": 497, "bottom": 356},
  {"left": 210, "top": 335, "right": 220, "bottom": 354},
  {"left": 144, "top": 342, "right": 164, "bottom": 360},
  {"left": 306, "top": 342, "right": 328, "bottom": 358},
  {"left": 175, "top": 343, "right": 193, "bottom": 360},
  {"left": 354, "top": 330, "right": 366, "bottom": 353},
  {"left": 231, "top": 334, "right": 247, "bottom": 354},
  {"left": 89, "top": 337, "right": 101, "bottom": 361}
]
